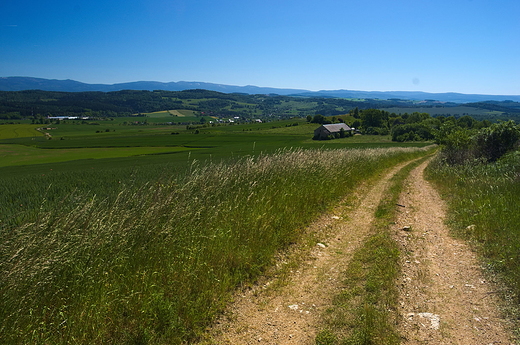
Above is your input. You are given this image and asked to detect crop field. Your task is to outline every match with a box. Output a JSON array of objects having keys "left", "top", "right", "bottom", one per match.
[
  {"left": 0, "top": 144, "right": 192, "bottom": 167},
  {"left": 3, "top": 107, "right": 520, "bottom": 344},
  {"left": 1, "top": 89, "right": 519, "bottom": 344},
  {"left": 137, "top": 110, "right": 201, "bottom": 119},
  {"left": 0, "top": 124, "right": 43, "bottom": 139},
  {"left": 144, "top": 110, "right": 181, "bottom": 117},
  {"left": 0, "top": 119, "right": 430, "bottom": 177},
  {"left": 384, "top": 106, "right": 504, "bottom": 117}
]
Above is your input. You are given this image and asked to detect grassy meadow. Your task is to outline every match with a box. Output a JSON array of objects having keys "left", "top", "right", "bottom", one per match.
[
  {"left": 0, "top": 118, "right": 432, "bottom": 230},
  {"left": 0, "top": 118, "right": 429, "bottom": 177},
  {"left": 2, "top": 91, "right": 519, "bottom": 343},
  {"left": 0, "top": 144, "right": 193, "bottom": 167},
  {"left": 0, "top": 124, "right": 43, "bottom": 139}
]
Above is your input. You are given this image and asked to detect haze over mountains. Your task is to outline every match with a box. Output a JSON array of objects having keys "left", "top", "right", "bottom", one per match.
[{"left": 1, "top": 77, "right": 520, "bottom": 104}]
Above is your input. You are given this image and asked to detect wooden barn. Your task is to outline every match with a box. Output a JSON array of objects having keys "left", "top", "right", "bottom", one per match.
[{"left": 313, "top": 123, "right": 352, "bottom": 140}]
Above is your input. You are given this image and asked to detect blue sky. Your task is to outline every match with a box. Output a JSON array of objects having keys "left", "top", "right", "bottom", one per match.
[{"left": 1, "top": 0, "right": 519, "bottom": 94}]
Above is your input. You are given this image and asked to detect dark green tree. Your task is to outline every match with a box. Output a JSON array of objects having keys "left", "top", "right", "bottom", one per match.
[
  {"left": 311, "top": 114, "right": 328, "bottom": 124},
  {"left": 352, "top": 107, "right": 360, "bottom": 118},
  {"left": 474, "top": 120, "right": 520, "bottom": 162},
  {"left": 361, "top": 109, "right": 384, "bottom": 128}
]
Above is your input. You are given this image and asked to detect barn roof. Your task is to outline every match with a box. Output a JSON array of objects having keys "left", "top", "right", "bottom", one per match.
[{"left": 321, "top": 123, "right": 352, "bottom": 132}]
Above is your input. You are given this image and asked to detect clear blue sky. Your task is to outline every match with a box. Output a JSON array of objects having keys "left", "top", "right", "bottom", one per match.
[{"left": 1, "top": 0, "right": 519, "bottom": 94}]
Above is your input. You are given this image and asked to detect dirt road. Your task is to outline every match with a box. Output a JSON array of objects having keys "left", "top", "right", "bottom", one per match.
[{"left": 200, "top": 159, "right": 514, "bottom": 344}]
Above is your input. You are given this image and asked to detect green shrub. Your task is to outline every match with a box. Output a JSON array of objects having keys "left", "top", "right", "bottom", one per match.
[
  {"left": 436, "top": 120, "right": 520, "bottom": 165},
  {"left": 474, "top": 120, "right": 520, "bottom": 162},
  {"left": 391, "top": 123, "right": 434, "bottom": 142}
]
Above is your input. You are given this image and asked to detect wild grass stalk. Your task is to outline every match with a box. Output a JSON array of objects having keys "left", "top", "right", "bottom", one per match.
[{"left": 1, "top": 146, "right": 432, "bottom": 344}]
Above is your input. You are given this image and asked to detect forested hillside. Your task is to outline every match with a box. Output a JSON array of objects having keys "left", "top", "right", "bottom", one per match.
[{"left": 2, "top": 89, "right": 519, "bottom": 122}]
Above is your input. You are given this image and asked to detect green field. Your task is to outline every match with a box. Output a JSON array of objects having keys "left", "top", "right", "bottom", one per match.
[
  {"left": 2, "top": 89, "right": 520, "bottom": 344},
  {"left": 0, "top": 120, "right": 430, "bottom": 177},
  {"left": 0, "top": 144, "right": 193, "bottom": 167},
  {"left": 0, "top": 124, "right": 43, "bottom": 139},
  {"left": 383, "top": 106, "right": 504, "bottom": 117},
  {"left": 142, "top": 109, "right": 198, "bottom": 117}
]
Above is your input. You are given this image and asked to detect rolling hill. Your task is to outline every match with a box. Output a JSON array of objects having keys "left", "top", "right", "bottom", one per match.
[{"left": 1, "top": 77, "right": 520, "bottom": 103}]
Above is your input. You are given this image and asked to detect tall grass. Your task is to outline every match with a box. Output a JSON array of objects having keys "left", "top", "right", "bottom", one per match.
[
  {"left": 0, "top": 164, "right": 185, "bottom": 229},
  {"left": 426, "top": 151, "right": 520, "bottom": 310},
  {"left": 1, "top": 146, "right": 432, "bottom": 344}
]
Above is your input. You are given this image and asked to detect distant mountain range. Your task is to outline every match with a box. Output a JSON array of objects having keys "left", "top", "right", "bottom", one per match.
[{"left": 1, "top": 76, "right": 520, "bottom": 103}]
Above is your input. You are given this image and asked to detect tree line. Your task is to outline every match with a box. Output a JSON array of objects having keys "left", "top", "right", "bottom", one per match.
[{"left": 308, "top": 108, "right": 496, "bottom": 142}]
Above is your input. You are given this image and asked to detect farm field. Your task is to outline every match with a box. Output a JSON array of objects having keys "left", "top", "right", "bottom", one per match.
[
  {"left": 0, "top": 124, "right": 43, "bottom": 139},
  {"left": 0, "top": 144, "right": 192, "bottom": 167},
  {"left": 143, "top": 109, "right": 199, "bottom": 117},
  {"left": 0, "top": 119, "right": 430, "bottom": 177},
  {"left": 383, "top": 106, "right": 504, "bottom": 117}
]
